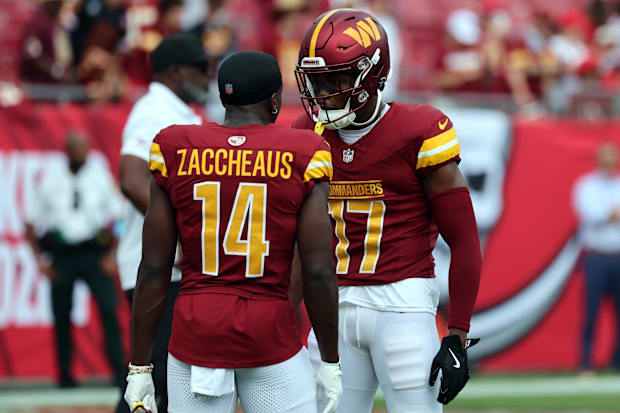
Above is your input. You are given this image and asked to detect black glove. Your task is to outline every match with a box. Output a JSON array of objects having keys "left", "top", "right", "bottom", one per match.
[{"left": 429, "top": 335, "right": 479, "bottom": 404}]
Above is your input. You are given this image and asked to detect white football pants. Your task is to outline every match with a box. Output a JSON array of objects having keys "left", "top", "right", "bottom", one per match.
[
  {"left": 167, "top": 348, "right": 317, "bottom": 413},
  {"left": 308, "top": 303, "right": 442, "bottom": 413}
]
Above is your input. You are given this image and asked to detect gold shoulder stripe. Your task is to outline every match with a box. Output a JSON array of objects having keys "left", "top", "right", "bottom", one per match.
[
  {"left": 149, "top": 142, "right": 168, "bottom": 178},
  {"left": 150, "top": 142, "right": 164, "bottom": 158},
  {"left": 310, "top": 9, "right": 343, "bottom": 57},
  {"left": 308, "top": 149, "right": 331, "bottom": 164},
  {"left": 417, "top": 127, "right": 459, "bottom": 168},
  {"left": 419, "top": 127, "right": 457, "bottom": 154},
  {"left": 304, "top": 150, "right": 333, "bottom": 182},
  {"left": 416, "top": 142, "right": 460, "bottom": 169}
]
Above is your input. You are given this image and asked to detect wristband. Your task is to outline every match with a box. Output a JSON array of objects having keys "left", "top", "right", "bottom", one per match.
[{"left": 128, "top": 362, "right": 153, "bottom": 375}]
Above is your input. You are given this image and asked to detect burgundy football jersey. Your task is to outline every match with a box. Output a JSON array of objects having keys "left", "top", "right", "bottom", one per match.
[
  {"left": 292, "top": 102, "right": 460, "bottom": 286},
  {"left": 148, "top": 122, "right": 332, "bottom": 368}
]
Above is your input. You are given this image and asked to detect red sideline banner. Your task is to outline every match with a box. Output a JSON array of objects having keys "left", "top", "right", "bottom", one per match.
[
  {"left": 0, "top": 103, "right": 618, "bottom": 381},
  {"left": 0, "top": 102, "right": 133, "bottom": 382},
  {"left": 474, "top": 117, "right": 619, "bottom": 372}
]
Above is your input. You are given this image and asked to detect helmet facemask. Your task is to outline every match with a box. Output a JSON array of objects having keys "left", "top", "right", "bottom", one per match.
[{"left": 295, "top": 50, "right": 382, "bottom": 130}]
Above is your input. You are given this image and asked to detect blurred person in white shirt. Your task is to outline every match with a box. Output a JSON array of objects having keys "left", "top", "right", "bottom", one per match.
[
  {"left": 116, "top": 32, "right": 208, "bottom": 413},
  {"left": 573, "top": 142, "right": 620, "bottom": 373},
  {"left": 25, "top": 131, "right": 125, "bottom": 389}
]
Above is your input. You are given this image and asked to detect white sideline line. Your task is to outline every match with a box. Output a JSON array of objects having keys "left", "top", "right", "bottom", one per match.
[
  {"left": 374, "top": 376, "right": 620, "bottom": 401},
  {"left": 459, "top": 377, "right": 620, "bottom": 398},
  {"left": 1, "top": 388, "right": 120, "bottom": 407},
  {"left": 1, "top": 377, "right": 619, "bottom": 407}
]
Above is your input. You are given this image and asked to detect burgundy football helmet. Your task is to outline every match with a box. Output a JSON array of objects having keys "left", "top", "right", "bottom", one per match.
[{"left": 295, "top": 9, "right": 391, "bottom": 129}]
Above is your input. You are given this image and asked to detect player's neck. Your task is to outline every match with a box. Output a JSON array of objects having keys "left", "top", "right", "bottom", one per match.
[{"left": 222, "top": 112, "right": 273, "bottom": 127}]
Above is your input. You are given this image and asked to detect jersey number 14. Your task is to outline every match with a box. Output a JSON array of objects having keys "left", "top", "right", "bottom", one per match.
[{"left": 194, "top": 182, "right": 270, "bottom": 278}]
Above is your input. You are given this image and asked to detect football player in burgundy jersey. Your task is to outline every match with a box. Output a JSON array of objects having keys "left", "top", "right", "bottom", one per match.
[
  {"left": 124, "top": 51, "right": 342, "bottom": 413},
  {"left": 291, "top": 9, "right": 482, "bottom": 412}
]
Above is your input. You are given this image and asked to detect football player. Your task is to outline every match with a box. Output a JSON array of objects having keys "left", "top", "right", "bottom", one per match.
[
  {"left": 125, "top": 51, "right": 342, "bottom": 413},
  {"left": 292, "top": 9, "right": 482, "bottom": 413}
]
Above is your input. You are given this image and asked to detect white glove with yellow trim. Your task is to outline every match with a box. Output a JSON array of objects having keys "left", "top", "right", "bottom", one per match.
[
  {"left": 316, "top": 361, "right": 343, "bottom": 413},
  {"left": 124, "top": 363, "right": 157, "bottom": 413}
]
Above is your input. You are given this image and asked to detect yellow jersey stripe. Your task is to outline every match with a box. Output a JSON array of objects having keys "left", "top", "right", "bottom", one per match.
[
  {"left": 416, "top": 142, "right": 460, "bottom": 169},
  {"left": 306, "top": 161, "right": 332, "bottom": 170},
  {"left": 308, "top": 149, "right": 331, "bottom": 164},
  {"left": 304, "top": 150, "right": 333, "bottom": 182},
  {"left": 149, "top": 159, "right": 168, "bottom": 177},
  {"left": 309, "top": 9, "right": 343, "bottom": 57},
  {"left": 304, "top": 165, "right": 333, "bottom": 182},
  {"left": 149, "top": 153, "right": 165, "bottom": 164},
  {"left": 150, "top": 142, "right": 164, "bottom": 158},
  {"left": 149, "top": 142, "right": 168, "bottom": 177},
  {"left": 418, "top": 127, "right": 457, "bottom": 154},
  {"left": 418, "top": 136, "right": 459, "bottom": 159}
]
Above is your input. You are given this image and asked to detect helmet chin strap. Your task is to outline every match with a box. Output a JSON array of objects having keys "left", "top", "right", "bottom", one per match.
[
  {"left": 317, "top": 90, "right": 383, "bottom": 130},
  {"left": 315, "top": 99, "right": 357, "bottom": 130},
  {"left": 349, "top": 90, "right": 383, "bottom": 128}
]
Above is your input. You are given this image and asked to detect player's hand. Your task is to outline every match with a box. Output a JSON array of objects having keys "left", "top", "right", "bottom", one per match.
[
  {"left": 37, "top": 255, "right": 56, "bottom": 282},
  {"left": 100, "top": 254, "right": 117, "bottom": 279},
  {"left": 124, "top": 363, "right": 157, "bottom": 413},
  {"left": 429, "top": 335, "right": 479, "bottom": 404},
  {"left": 316, "top": 361, "right": 343, "bottom": 413}
]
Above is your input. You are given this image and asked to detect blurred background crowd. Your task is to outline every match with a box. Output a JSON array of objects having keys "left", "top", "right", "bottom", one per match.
[{"left": 4, "top": 0, "right": 620, "bottom": 117}]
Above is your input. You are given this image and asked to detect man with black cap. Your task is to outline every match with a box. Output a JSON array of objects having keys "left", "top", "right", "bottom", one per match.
[
  {"left": 116, "top": 32, "right": 209, "bottom": 413},
  {"left": 124, "top": 51, "right": 342, "bottom": 413}
]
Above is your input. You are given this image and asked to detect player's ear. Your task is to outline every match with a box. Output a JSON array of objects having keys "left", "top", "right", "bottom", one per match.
[
  {"left": 269, "top": 95, "right": 278, "bottom": 115},
  {"left": 271, "top": 86, "right": 283, "bottom": 113}
]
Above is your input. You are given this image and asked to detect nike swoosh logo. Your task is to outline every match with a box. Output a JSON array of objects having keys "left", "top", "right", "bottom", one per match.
[
  {"left": 448, "top": 348, "right": 461, "bottom": 368},
  {"left": 439, "top": 119, "right": 449, "bottom": 130}
]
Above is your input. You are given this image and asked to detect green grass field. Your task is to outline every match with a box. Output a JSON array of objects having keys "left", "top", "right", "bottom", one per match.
[
  {"left": 2, "top": 373, "right": 620, "bottom": 413},
  {"left": 373, "top": 374, "right": 620, "bottom": 412},
  {"left": 447, "top": 395, "right": 620, "bottom": 411}
]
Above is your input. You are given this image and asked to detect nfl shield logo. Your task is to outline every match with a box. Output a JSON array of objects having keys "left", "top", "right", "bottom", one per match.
[
  {"left": 225, "top": 82, "right": 233, "bottom": 94},
  {"left": 342, "top": 148, "right": 354, "bottom": 163}
]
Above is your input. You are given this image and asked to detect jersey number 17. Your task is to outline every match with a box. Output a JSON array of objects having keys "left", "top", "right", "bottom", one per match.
[{"left": 328, "top": 200, "right": 386, "bottom": 274}]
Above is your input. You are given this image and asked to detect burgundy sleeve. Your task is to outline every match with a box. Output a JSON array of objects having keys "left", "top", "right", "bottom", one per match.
[{"left": 429, "top": 187, "right": 481, "bottom": 331}]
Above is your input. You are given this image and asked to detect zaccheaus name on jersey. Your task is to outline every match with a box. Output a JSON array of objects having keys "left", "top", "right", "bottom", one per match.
[{"left": 176, "top": 148, "right": 294, "bottom": 179}]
